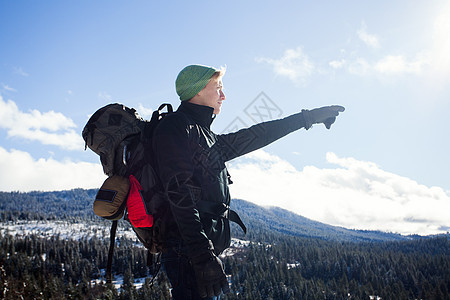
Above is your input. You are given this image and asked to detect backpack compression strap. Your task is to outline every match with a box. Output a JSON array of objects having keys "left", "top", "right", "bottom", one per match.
[
  {"left": 228, "top": 209, "right": 247, "bottom": 235},
  {"left": 196, "top": 201, "right": 247, "bottom": 234}
]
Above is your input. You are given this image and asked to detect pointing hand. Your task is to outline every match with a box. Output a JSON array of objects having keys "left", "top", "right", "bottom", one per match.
[{"left": 302, "top": 105, "right": 345, "bottom": 129}]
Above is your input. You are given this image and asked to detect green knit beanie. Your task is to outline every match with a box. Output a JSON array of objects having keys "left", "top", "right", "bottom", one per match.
[{"left": 176, "top": 65, "right": 217, "bottom": 101}]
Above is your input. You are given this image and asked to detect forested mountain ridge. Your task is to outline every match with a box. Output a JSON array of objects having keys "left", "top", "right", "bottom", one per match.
[
  {"left": 0, "top": 189, "right": 97, "bottom": 220},
  {"left": 230, "top": 199, "right": 408, "bottom": 242},
  {"left": 0, "top": 189, "right": 449, "bottom": 299},
  {"left": 1, "top": 189, "right": 410, "bottom": 242}
]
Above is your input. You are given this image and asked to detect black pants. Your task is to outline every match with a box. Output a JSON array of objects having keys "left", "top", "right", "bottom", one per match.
[{"left": 161, "top": 242, "right": 221, "bottom": 300}]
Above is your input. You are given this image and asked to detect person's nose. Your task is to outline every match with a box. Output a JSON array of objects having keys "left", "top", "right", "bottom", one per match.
[{"left": 219, "top": 90, "right": 225, "bottom": 100}]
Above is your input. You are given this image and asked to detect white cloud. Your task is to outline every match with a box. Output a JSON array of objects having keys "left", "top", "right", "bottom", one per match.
[
  {"left": 347, "top": 12, "right": 450, "bottom": 83},
  {"left": 344, "top": 53, "right": 430, "bottom": 77},
  {"left": 259, "top": 14, "right": 446, "bottom": 83},
  {"left": 98, "top": 92, "right": 113, "bottom": 102},
  {"left": 357, "top": 21, "right": 380, "bottom": 49},
  {"left": 374, "top": 54, "right": 428, "bottom": 75},
  {"left": 1, "top": 83, "right": 17, "bottom": 92},
  {"left": 228, "top": 150, "right": 450, "bottom": 235},
  {"left": 0, "top": 147, "right": 105, "bottom": 192},
  {"left": 329, "top": 59, "right": 346, "bottom": 69},
  {"left": 256, "top": 47, "right": 314, "bottom": 85},
  {"left": 13, "top": 67, "right": 29, "bottom": 77},
  {"left": 347, "top": 58, "right": 371, "bottom": 76},
  {"left": 0, "top": 96, "right": 83, "bottom": 150},
  {"left": 137, "top": 103, "right": 154, "bottom": 120}
]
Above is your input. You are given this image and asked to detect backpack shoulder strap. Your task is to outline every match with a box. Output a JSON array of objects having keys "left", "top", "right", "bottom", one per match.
[{"left": 106, "top": 220, "right": 118, "bottom": 284}]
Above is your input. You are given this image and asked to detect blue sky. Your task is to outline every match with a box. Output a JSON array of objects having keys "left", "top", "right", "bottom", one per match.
[{"left": 1, "top": 1, "right": 449, "bottom": 235}]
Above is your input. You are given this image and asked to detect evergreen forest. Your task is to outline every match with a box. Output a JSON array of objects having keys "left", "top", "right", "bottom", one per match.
[{"left": 0, "top": 190, "right": 449, "bottom": 299}]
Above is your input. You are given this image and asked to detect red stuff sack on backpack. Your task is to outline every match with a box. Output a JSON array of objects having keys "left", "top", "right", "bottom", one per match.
[{"left": 127, "top": 175, "right": 153, "bottom": 228}]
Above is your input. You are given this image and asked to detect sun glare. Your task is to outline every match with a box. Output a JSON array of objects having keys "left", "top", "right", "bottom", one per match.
[{"left": 431, "top": 2, "right": 450, "bottom": 77}]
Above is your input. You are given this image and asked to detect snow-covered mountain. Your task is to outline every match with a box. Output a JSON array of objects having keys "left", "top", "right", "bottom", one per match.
[{"left": 0, "top": 189, "right": 412, "bottom": 243}]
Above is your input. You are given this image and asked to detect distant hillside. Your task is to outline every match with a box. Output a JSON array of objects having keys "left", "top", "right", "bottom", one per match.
[
  {"left": 0, "top": 189, "right": 96, "bottom": 219},
  {"left": 231, "top": 199, "right": 408, "bottom": 242},
  {"left": 1, "top": 189, "right": 408, "bottom": 242}
]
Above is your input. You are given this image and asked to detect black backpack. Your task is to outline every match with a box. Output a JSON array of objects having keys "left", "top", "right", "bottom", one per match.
[{"left": 82, "top": 103, "right": 172, "bottom": 283}]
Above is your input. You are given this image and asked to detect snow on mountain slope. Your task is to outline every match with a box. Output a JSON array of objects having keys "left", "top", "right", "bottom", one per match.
[{"left": 0, "top": 220, "right": 136, "bottom": 241}]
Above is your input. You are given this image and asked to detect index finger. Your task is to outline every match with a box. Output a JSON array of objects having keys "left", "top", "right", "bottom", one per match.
[{"left": 329, "top": 105, "right": 345, "bottom": 112}]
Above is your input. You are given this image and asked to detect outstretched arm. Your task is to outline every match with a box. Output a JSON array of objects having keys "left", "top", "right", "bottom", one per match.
[{"left": 217, "top": 105, "right": 345, "bottom": 162}]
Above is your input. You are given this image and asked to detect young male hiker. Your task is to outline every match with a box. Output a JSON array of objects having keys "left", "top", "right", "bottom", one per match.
[{"left": 152, "top": 64, "right": 345, "bottom": 299}]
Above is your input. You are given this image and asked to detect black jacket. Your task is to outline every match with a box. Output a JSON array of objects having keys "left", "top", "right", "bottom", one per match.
[{"left": 153, "top": 101, "right": 307, "bottom": 256}]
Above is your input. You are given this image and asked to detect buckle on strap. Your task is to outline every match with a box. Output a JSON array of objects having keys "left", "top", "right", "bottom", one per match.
[{"left": 196, "top": 201, "right": 247, "bottom": 234}]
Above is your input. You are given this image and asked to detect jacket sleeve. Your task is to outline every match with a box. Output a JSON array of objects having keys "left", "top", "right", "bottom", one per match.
[
  {"left": 153, "top": 115, "right": 212, "bottom": 257},
  {"left": 217, "top": 111, "right": 307, "bottom": 162}
]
